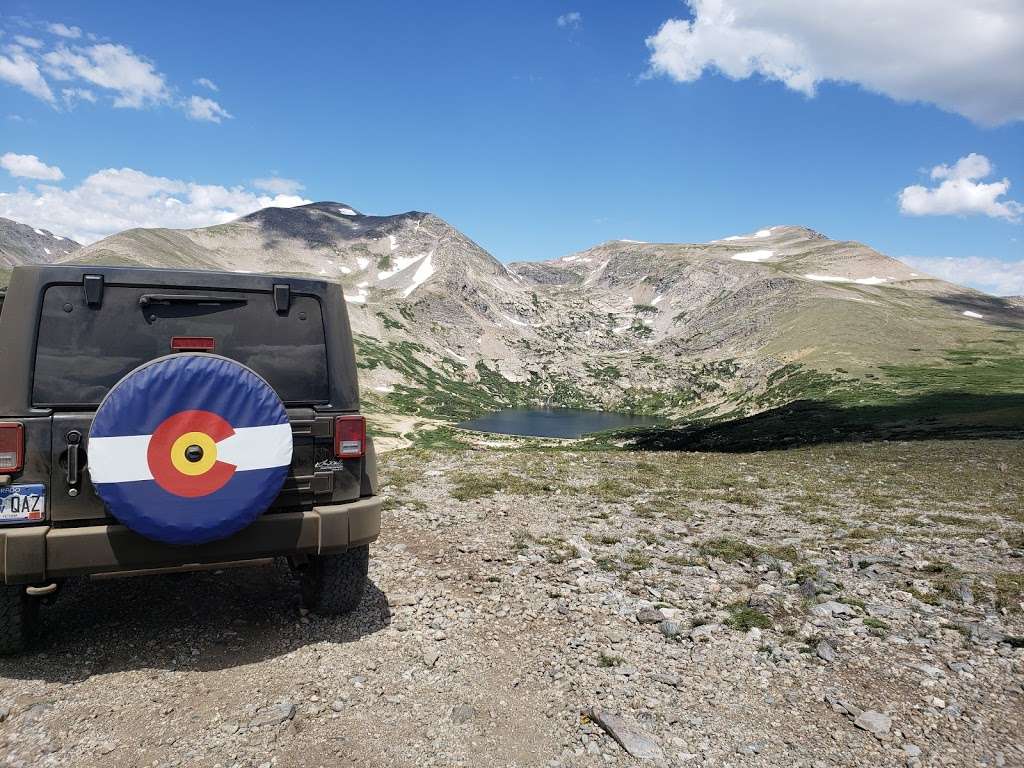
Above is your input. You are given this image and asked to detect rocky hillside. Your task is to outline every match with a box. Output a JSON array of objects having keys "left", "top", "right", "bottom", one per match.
[
  {"left": 0, "top": 217, "right": 81, "bottom": 313},
  {"left": 7, "top": 204, "right": 1024, "bottom": 428},
  {"left": 0, "top": 216, "right": 80, "bottom": 270}
]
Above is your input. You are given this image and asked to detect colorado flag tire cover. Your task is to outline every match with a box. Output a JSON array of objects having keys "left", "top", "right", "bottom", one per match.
[{"left": 88, "top": 354, "right": 293, "bottom": 545}]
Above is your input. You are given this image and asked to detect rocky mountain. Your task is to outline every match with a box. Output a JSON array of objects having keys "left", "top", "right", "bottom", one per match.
[
  {"left": 0, "top": 216, "right": 80, "bottom": 269},
  {"left": 5, "top": 205, "right": 1023, "bottom": 429}
]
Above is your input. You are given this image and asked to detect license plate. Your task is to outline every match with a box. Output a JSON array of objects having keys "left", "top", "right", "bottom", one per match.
[{"left": 0, "top": 484, "right": 45, "bottom": 523}]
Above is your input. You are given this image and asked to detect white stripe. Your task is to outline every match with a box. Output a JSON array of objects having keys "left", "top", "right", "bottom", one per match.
[
  {"left": 88, "top": 423, "right": 293, "bottom": 484},
  {"left": 87, "top": 434, "right": 152, "bottom": 483},
  {"left": 217, "top": 423, "right": 293, "bottom": 470}
]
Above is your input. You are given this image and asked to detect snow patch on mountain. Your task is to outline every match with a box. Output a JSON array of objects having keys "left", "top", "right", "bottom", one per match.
[
  {"left": 402, "top": 253, "right": 435, "bottom": 298},
  {"left": 378, "top": 254, "right": 424, "bottom": 281},
  {"left": 732, "top": 250, "right": 773, "bottom": 262},
  {"left": 717, "top": 227, "right": 774, "bottom": 242},
  {"left": 805, "top": 274, "right": 891, "bottom": 286},
  {"left": 499, "top": 312, "right": 529, "bottom": 328}
]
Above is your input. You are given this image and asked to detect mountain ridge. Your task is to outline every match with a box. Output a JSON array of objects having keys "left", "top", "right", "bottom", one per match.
[
  {"left": 2, "top": 205, "right": 1021, "bottom": 430},
  {"left": 0, "top": 216, "right": 81, "bottom": 270}
]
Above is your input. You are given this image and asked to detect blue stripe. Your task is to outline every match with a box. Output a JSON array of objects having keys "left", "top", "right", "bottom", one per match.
[
  {"left": 91, "top": 355, "right": 288, "bottom": 437},
  {"left": 94, "top": 466, "right": 289, "bottom": 545}
]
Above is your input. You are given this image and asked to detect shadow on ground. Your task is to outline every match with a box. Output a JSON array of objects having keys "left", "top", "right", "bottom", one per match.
[
  {"left": 932, "top": 293, "right": 1024, "bottom": 330},
  {"left": 0, "top": 560, "right": 390, "bottom": 683},
  {"left": 626, "top": 392, "right": 1024, "bottom": 452},
  {"left": 246, "top": 203, "right": 423, "bottom": 250}
]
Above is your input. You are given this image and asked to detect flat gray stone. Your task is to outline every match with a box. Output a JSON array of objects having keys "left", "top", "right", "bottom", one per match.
[
  {"left": 854, "top": 709, "right": 891, "bottom": 736},
  {"left": 908, "top": 662, "right": 943, "bottom": 679},
  {"left": 249, "top": 702, "right": 296, "bottom": 728},
  {"left": 589, "top": 706, "right": 664, "bottom": 760},
  {"left": 451, "top": 704, "right": 475, "bottom": 724},
  {"left": 21, "top": 701, "right": 53, "bottom": 724},
  {"left": 689, "top": 623, "right": 722, "bottom": 642},
  {"left": 650, "top": 672, "right": 680, "bottom": 687},
  {"left": 636, "top": 606, "right": 665, "bottom": 625},
  {"left": 817, "top": 640, "right": 837, "bottom": 663},
  {"left": 811, "top": 601, "right": 857, "bottom": 618}
]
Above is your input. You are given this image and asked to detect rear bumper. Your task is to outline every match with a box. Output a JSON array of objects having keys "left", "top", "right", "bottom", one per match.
[{"left": 0, "top": 497, "right": 381, "bottom": 584}]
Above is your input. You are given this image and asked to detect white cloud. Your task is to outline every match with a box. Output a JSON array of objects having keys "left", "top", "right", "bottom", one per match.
[
  {"left": 253, "top": 177, "right": 305, "bottom": 195},
  {"left": 902, "top": 255, "right": 1024, "bottom": 296},
  {"left": 185, "top": 94, "right": 232, "bottom": 123},
  {"left": 645, "top": 0, "right": 1024, "bottom": 126},
  {"left": 14, "top": 36, "right": 44, "bottom": 50},
  {"left": 43, "top": 43, "right": 170, "bottom": 108},
  {"left": 899, "top": 153, "right": 1022, "bottom": 221},
  {"left": 557, "top": 12, "right": 582, "bottom": 29},
  {"left": 0, "top": 152, "right": 64, "bottom": 181},
  {"left": 0, "top": 166, "right": 310, "bottom": 243},
  {"left": 61, "top": 87, "right": 96, "bottom": 106},
  {"left": 0, "top": 24, "right": 230, "bottom": 124},
  {"left": 47, "top": 23, "right": 83, "bottom": 39},
  {"left": 0, "top": 47, "right": 55, "bottom": 102}
]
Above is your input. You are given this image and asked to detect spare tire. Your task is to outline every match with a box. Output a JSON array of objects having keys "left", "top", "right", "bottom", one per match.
[{"left": 88, "top": 354, "right": 293, "bottom": 545}]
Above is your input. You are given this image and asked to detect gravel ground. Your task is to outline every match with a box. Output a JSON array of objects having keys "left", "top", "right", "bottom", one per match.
[{"left": 0, "top": 438, "right": 1021, "bottom": 768}]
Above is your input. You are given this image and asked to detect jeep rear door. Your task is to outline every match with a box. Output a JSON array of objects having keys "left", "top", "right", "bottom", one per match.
[{"left": 33, "top": 281, "right": 338, "bottom": 521}]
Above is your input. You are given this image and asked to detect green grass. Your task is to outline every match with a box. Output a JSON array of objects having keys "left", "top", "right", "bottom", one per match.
[
  {"left": 725, "top": 603, "right": 773, "bottom": 631},
  {"left": 699, "top": 537, "right": 760, "bottom": 563},
  {"left": 623, "top": 549, "right": 652, "bottom": 570},
  {"left": 588, "top": 478, "right": 636, "bottom": 501},
  {"left": 449, "top": 471, "right": 553, "bottom": 501},
  {"left": 994, "top": 572, "right": 1023, "bottom": 612}
]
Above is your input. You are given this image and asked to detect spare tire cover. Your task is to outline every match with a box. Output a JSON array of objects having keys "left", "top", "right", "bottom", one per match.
[{"left": 88, "top": 354, "right": 293, "bottom": 545}]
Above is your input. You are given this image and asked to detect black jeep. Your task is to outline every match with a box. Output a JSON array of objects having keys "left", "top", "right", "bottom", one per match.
[{"left": 0, "top": 265, "right": 380, "bottom": 653}]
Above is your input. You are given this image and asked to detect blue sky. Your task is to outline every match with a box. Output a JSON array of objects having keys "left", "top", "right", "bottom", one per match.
[{"left": 1, "top": 1, "right": 1022, "bottom": 292}]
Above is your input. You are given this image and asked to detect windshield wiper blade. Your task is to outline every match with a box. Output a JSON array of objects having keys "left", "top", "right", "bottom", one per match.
[{"left": 139, "top": 293, "right": 248, "bottom": 307}]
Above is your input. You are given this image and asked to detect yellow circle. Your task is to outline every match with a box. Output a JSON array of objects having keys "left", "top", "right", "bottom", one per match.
[{"left": 170, "top": 432, "right": 218, "bottom": 476}]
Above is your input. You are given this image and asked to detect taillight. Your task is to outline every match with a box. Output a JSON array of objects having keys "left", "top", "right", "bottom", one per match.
[
  {"left": 334, "top": 415, "right": 366, "bottom": 459},
  {"left": 171, "top": 336, "right": 216, "bottom": 352},
  {"left": 0, "top": 422, "right": 24, "bottom": 473}
]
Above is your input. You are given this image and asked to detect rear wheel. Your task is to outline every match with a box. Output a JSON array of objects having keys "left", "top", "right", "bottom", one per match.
[
  {"left": 300, "top": 546, "right": 369, "bottom": 615},
  {"left": 0, "top": 585, "right": 38, "bottom": 655}
]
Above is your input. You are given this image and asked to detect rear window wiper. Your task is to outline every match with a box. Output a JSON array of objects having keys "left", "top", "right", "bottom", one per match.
[{"left": 138, "top": 293, "right": 248, "bottom": 307}]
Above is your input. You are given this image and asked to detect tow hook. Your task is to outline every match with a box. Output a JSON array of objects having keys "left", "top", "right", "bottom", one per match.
[{"left": 26, "top": 583, "right": 58, "bottom": 597}]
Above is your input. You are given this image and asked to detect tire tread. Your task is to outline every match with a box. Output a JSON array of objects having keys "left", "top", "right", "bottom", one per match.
[
  {"left": 0, "top": 585, "right": 34, "bottom": 656},
  {"left": 301, "top": 546, "right": 369, "bottom": 616}
]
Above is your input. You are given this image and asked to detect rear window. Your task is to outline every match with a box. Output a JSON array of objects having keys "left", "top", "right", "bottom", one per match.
[{"left": 33, "top": 284, "right": 329, "bottom": 407}]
